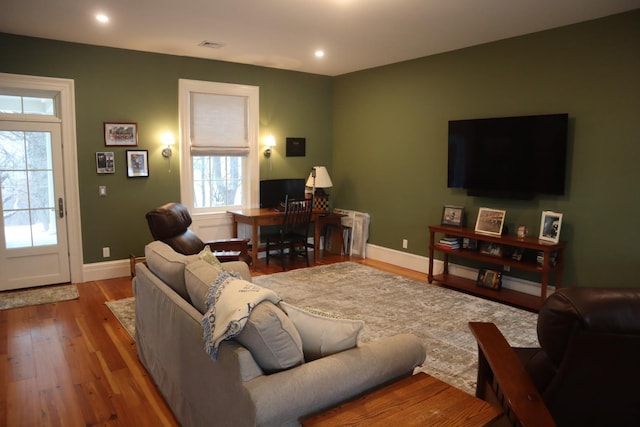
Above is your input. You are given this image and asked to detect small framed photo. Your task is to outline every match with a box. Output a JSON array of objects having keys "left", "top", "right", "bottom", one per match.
[
  {"left": 479, "top": 241, "right": 503, "bottom": 257},
  {"left": 126, "top": 150, "right": 149, "bottom": 178},
  {"left": 104, "top": 122, "right": 138, "bottom": 146},
  {"left": 96, "top": 151, "right": 115, "bottom": 174},
  {"left": 512, "top": 247, "right": 525, "bottom": 261},
  {"left": 517, "top": 225, "right": 528, "bottom": 239},
  {"left": 475, "top": 207, "right": 506, "bottom": 236},
  {"left": 441, "top": 205, "right": 464, "bottom": 226},
  {"left": 477, "top": 268, "right": 502, "bottom": 290},
  {"left": 539, "top": 211, "right": 563, "bottom": 243}
]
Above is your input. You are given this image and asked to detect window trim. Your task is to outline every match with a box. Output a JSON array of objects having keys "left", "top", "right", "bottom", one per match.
[{"left": 178, "top": 79, "right": 260, "bottom": 214}]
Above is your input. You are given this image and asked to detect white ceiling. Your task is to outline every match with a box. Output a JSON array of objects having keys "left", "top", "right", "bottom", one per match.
[{"left": 1, "top": 0, "right": 639, "bottom": 76}]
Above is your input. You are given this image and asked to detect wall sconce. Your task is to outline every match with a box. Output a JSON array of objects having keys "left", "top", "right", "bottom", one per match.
[
  {"left": 263, "top": 134, "right": 276, "bottom": 157},
  {"left": 161, "top": 131, "right": 175, "bottom": 158},
  {"left": 161, "top": 131, "right": 175, "bottom": 172}
]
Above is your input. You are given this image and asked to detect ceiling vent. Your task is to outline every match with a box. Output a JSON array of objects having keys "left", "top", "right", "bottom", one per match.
[{"left": 199, "top": 41, "right": 224, "bottom": 49}]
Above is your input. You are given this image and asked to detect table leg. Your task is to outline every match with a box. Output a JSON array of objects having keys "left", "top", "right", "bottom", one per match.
[
  {"left": 313, "top": 220, "right": 321, "bottom": 264},
  {"left": 251, "top": 221, "right": 259, "bottom": 271}
]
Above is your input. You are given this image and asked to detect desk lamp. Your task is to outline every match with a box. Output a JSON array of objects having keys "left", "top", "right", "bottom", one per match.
[{"left": 306, "top": 166, "right": 333, "bottom": 211}]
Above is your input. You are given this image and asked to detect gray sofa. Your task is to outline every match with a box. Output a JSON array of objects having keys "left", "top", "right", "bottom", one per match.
[{"left": 133, "top": 241, "right": 426, "bottom": 427}]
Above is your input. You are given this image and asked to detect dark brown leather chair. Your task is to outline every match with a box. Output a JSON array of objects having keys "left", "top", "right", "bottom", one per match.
[
  {"left": 145, "top": 202, "right": 251, "bottom": 265},
  {"left": 469, "top": 287, "right": 640, "bottom": 427}
]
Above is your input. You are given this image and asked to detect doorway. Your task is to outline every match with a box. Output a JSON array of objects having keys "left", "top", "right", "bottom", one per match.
[{"left": 0, "top": 73, "right": 83, "bottom": 290}]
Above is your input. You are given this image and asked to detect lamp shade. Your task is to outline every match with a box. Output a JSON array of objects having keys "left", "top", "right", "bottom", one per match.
[{"left": 306, "top": 166, "right": 333, "bottom": 189}]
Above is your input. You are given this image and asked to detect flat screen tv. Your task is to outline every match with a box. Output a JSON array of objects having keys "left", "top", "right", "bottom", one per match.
[
  {"left": 448, "top": 113, "right": 568, "bottom": 199},
  {"left": 259, "top": 178, "right": 306, "bottom": 208}
]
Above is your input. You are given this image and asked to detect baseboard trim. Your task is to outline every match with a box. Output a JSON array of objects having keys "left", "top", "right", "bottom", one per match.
[{"left": 82, "top": 259, "right": 131, "bottom": 282}]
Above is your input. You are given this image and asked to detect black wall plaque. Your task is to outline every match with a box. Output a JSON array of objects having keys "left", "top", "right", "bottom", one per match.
[{"left": 286, "top": 137, "right": 306, "bottom": 157}]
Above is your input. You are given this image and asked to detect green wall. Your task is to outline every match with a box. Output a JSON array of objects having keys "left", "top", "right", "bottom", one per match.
[
  {"left": 332, "top": 10, "right": 640, "bottom": 287},
  {"left": 0, "top": 34, "right": 333, "bottom": 263}
]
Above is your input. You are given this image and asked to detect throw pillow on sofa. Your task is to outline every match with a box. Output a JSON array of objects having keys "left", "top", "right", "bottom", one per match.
[
  {"left": 145, "top": 241, "right": 199, "bottom": 302},
  {"left": 279, "top": 301, "right": 364, "bottom": 361},
  {"left": 234, "top": 301, "right": 304, "bottom": 373},
  {"left": 185, "top": 259, "right": 227, "bottom": 314}
]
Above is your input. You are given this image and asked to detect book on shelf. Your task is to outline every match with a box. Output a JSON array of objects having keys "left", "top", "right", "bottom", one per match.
[{"left": 437, "top": 237, "right": 461, "bottom": 250}]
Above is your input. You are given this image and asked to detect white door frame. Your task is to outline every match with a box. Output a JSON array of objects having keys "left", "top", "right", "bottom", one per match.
[{"left": 0, "top": 72, "right": 84, "bottom": 283}]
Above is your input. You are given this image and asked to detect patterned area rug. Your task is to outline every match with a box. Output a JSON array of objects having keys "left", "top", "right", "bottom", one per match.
[
  {"left": 105, "top": 297, "right": 136, "bottom": 339},
  {"left": 107, "top": 262, "right": 539, "bottom": 394},
  {"left": 253, "top": 262, "right": 539, "bottom": 394},
  {"left": 0, "top": 283, "right": 79, "bottom": 310}
]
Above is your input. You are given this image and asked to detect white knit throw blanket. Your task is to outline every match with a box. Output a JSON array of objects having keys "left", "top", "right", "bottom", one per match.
[{"left": 202, "top": 272, "right": 280, "bottom": 359}]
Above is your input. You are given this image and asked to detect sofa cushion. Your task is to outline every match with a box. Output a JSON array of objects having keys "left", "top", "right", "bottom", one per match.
[
  {"left": 280, "top": 301, "right": 364, "bottom": 361},
  {"left": 145, "top": 241, "right": 199, "bottom": 302},
  {"left": 234, "top": 301, "right": 304, "bottom": 373},
  {"left": 185, "top": 259, "right": 222, "bottom": 314}
]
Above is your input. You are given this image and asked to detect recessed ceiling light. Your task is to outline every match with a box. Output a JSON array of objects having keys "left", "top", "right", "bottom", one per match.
[
  {"left": 96, "top": 14, "right": 109, "bottom": 23},
  {"left": 315, "top": 50, "right": 325, "bottom": 58}
]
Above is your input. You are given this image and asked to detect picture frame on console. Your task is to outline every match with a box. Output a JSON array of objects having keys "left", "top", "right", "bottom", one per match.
[
  {"left": 474, "top": 207, "right": 506, "bottom": 236},
  {"left": 441, "top": 205, "right": 464, "bottom": 227},
  {"left": 539, "top": 211, "right": 563, "bottom": 243},
  {"left": 476, "top": 268, "right": 502, "bottom": 290}
]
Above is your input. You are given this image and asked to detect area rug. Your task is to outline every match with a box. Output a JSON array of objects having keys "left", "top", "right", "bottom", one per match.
[
  {"left": 252, "top": 262, "right": 539, "bottom": 394},
  {"left": 105, "top": 297, "right": 136, "bottom": 339},
  {"left": 0, "top": 283, "right": 79, "bottom": 310},
  {"left": 106, "top": 262, "right": 539, "bottom": 394}
]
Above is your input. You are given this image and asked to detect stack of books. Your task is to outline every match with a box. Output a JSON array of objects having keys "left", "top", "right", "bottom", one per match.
[
  {"left": 436, "top": 236, "right": 461, "bottom": 250},
  {"left": 536, "top": 251, "right": 558, "bottom": 267}
]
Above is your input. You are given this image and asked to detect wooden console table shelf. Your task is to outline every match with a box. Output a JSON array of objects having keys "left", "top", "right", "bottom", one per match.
[{"left": 428, "top": 225, "right": 566, "bottom": 311}]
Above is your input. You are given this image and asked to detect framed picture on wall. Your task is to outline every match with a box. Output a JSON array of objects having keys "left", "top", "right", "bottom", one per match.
[
  {"left": 96, "top": 151, "right": 115, "bottom": 174},
  {"left": 105, "top": 122, "right": 138, "bottom": 146},
  {"left": 126, "top": 150, "right": 149, "bottom": 177},
  {"left": 539, "top": 211, "right": 563, "bottom": 243}
]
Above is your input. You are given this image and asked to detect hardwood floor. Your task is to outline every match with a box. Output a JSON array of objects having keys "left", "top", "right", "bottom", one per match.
[{"left": 1, "top": 253, "right": 426, "bottom": 426}]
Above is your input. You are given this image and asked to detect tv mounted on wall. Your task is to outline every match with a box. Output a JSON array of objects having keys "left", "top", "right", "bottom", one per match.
[{"left": 447, "top": 113, "right": 569, "bottom": 199}]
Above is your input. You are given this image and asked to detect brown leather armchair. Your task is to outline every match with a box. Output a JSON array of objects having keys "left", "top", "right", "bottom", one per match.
[
  {"left": 469, "top": 287, "right": 640, "bottom": 427},
  {"left": 145, "top": 202, "right": 251, "bottom": 265}
]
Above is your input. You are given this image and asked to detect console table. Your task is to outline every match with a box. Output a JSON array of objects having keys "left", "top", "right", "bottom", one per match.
[{"left": 428, "top": 225, "right": 566, "bottom": 311}]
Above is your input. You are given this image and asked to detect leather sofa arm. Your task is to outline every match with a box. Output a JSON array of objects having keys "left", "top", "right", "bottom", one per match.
[{"left": 469, "top": 322, "right": 555, "bottom": 427}]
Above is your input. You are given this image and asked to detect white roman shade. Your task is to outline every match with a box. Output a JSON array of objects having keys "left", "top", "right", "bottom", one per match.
[{"left": 190, "top": 92, "right": 250, "bottom": 156}]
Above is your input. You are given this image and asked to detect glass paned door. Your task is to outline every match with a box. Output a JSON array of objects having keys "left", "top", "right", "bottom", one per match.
[
  {"left": 1, "top": 130, "right": 58, "bottom": 248},
  {"left": 0, "top": 121, "right": 70, "bottom": 290}
]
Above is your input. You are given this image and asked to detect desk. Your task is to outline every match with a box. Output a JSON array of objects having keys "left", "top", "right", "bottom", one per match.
[
  {"left": 228, "top": 208, "right": 344, "bottom": 269},
  {"left": 300, "top": 372, "right": 502, "bottom": 427}
]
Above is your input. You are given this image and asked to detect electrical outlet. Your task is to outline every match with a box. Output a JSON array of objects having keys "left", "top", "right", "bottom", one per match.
[
  {"left": 102, "top": 247, "right": 110, "bottom": 258},
  {"left": 402, "top": 239, "right": 408, "bottom": 249}
]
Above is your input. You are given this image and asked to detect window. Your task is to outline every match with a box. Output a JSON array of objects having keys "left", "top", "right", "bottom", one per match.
[
  {"left": 179, "top": 80, "right": 259, "bottom": 213},
  {"left": 0, "top": 94, "right": 56, "bottom": 115}
]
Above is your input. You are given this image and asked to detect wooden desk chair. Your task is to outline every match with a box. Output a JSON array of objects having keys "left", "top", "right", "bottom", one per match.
[{"left": 265, "top": 197, "right": 313, "bottom": 270}]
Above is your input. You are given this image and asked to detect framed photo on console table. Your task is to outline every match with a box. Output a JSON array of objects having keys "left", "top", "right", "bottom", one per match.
[
  {"left": 441, "top": 205, "right": 464, "bottom": 227},
  {"left": 477, "top": 268, "right": 502, "bottom": 290},
  {"left": 539, "top": 211, "right": 563, "bottom": 243},
  {"left": 475, "top": 207, "right": 506, "bottom": 236}
]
